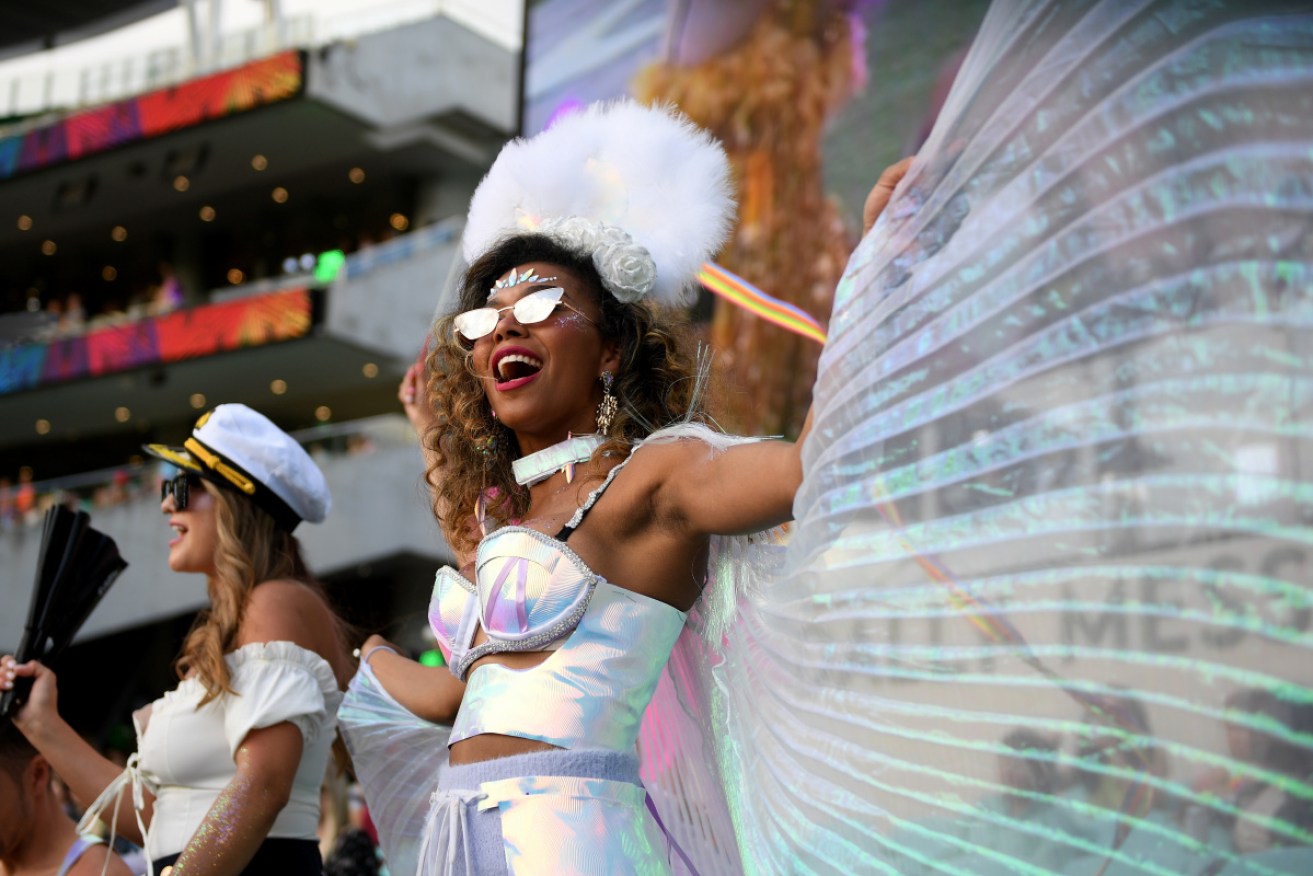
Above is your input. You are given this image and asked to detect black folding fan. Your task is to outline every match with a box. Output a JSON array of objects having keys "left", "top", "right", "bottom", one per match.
[{"left": 1, "top": 505, "right": 128, "bottom": 718}]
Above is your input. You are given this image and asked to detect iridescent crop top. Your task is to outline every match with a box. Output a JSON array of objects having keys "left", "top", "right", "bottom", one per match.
[{"left": 429, "top": 454, "right": 688, "bottom": 751}]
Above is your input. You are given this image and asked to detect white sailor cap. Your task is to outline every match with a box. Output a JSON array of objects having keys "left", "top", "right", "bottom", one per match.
[{"left": 143, "top": 404, "right": 330, "bottom": 531}]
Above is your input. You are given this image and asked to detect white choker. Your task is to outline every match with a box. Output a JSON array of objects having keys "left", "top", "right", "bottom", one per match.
[{"left": 512, "top": 434, "right": 606, "bottom": 487}]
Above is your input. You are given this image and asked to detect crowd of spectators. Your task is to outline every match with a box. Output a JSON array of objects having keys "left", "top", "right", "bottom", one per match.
[
  {"left": 0, "top": 262, "right": 187, "bottom": 347},
  {"left": 1, "top": 209, "right": 414, "bottom": 350},
  {"left": 0, "top": 466, "right": 152, "bottom": 532}
]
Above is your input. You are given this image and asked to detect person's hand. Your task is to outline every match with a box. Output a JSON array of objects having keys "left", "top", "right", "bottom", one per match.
[
  {"left": 398, "top": 361, "right": 435, "bottom": 437},
  {"left": 358, "top": 635, "right": 400, "bottom": 667},
  {"left": 862, "top": 156, "right": 916, "bottom": 236},
  {"left": 1, "top": 655, "right": 59, "bottom": 734}
]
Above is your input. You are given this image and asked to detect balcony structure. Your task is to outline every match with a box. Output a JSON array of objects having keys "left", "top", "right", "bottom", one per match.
[
  {"left": 0, "top": 220, "right": 462, "bottom": 453},
  {"left": 0, "top": 6, "right": 517, "bottom": 454},
  {"left": 0, "top": 5, "right": 520, "bottom": 691}
]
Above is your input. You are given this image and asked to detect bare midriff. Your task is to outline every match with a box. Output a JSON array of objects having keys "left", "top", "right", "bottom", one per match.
[{"left": 450, "top": 733, "right": 561, "bottom": 765}]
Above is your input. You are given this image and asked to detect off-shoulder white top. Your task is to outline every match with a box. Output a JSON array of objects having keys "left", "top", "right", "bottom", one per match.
[{"left": 126, "top": 641, "right": 342, "bottom": 860}]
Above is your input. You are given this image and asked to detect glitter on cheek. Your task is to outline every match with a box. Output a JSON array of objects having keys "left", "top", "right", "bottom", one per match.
[{"left": 554, "top": 311, "right": 594, "bottom": 334}]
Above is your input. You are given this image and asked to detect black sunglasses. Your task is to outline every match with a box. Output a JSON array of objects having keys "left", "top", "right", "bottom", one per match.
[{"left": 161, "top": 473, "right": 205, "bottom": 510}]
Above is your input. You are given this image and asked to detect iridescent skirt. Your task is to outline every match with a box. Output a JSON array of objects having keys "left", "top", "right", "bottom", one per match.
[{"left": 419, "top": 748, "right": 673, "bottom": 876}]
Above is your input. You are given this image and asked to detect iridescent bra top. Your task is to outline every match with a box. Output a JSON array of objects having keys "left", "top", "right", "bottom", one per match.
[{"left": 429, "top": 452, "right": 688, "bottom": 752}]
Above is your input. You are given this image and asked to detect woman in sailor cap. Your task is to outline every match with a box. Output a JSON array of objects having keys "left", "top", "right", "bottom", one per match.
[{"left": 3, "top": 404, "right": 353, "bottom": 876}]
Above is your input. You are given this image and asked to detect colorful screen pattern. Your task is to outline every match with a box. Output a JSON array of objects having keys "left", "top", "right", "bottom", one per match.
[
  {"left": 0, "top": 288, "right": 312, "bottom": 395},
  {"left": 0, "top": 51, "right": 304, "bottom": 181}
]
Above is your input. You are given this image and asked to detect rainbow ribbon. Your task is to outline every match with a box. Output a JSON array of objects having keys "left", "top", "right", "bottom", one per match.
[{"left": 698, "top": 262, "right": 828, "bottom": 345}]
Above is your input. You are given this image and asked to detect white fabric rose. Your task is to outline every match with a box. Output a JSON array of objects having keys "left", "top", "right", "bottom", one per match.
[
  {"left": 595, "top": 240, "right": 656, "bottom": 302},
  {"left": 594, "top": 224, "right": 631, "bottom": 250},
  {"left": 539, "top": 218, "right": 657, "bottom": 303},
  {"left": 539, "top": 216, "right": 597, "bottom": 254}
]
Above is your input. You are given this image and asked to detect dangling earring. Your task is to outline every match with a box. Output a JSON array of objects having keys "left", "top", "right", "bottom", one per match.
[
  {"left": 595, "top": 371, "right": 618, "bottom": 435},
  {"left": 474, "top": 428, "right": 500, "bottom": 537}
]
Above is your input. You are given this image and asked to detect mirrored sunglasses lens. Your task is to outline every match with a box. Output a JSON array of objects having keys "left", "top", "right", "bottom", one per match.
[
  {"left": 454, "top": 308, "right": 497, "bottom": 340},
  {"left": 514, "top": 289, "right": 565, "bottom": 324}
]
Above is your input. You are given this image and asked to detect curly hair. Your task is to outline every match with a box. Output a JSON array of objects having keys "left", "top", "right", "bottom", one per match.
[
  {"left": 175, "top": 485, "right": 328, "bottom": 706},
  {"left": 424, "top": 234, "right": 705, "bottom": 556}
]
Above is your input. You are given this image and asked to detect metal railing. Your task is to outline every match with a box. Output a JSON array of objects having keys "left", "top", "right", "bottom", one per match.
[
  {"left": 1, "top": 216, "right": 462, "bottom": 345},
  {"left": 3, "top": 414, "right": 415, "bottom": 531}
]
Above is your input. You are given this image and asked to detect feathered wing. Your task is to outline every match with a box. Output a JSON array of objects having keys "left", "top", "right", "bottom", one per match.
[{"left": 646, "top": 1, "right": 1313, "bottom": 873}]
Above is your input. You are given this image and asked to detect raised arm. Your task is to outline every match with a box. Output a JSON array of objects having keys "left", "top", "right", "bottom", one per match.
[
  {"left": 646, "top": 155, "right": 911, "bottom": 538},
  {"left": 399, "top": 360, "right": 441, "bottom": 480},
  {"left": 357, "top": 633, "right": 465, "bottom": 726},
  {"left": 864, "top": 156, "right": 915, "bottom": 235},
  {"left": 1, "top": 655, "right": 153, "bottom": 845},
  {"left": 646, "top": 410, "right": 812, "bottom": 538}
]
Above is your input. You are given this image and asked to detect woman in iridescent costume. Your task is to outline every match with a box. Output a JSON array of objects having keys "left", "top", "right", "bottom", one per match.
[
  {"left": 345, "top": 0, "right": 1313, "bottom": 871},
  {"left": 339, "top": 102, "right": 909, "bottom": 875},
  {"left": 2, "top": 405, "right": 353, "bottom": 875}
]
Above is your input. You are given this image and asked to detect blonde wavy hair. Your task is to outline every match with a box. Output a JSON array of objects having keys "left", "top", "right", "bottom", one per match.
[
  {"left": 174, "top": 484, "right": 326, "bottom": 706},
  {"left": 425, "top": 234, "right": 706, "bottom": 556}
]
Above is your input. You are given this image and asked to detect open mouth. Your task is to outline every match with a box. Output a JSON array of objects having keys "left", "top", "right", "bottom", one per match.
[{"left": 494, "top": 352, "right": 543, "bottom": 388}]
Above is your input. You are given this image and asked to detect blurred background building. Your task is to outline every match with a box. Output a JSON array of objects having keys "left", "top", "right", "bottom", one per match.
[{"left": 0, "top": 0, "right": 522, "bottom": 733}]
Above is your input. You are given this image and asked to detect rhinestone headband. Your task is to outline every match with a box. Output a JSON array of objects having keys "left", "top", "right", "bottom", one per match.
[{"left": 489, "top": 267, "right": 558, "bottom": 298}]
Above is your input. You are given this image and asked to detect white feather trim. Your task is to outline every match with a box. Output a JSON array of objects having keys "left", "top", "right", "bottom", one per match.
[{"left": 463, "top": 100, "right": 736, "bottom": 307}]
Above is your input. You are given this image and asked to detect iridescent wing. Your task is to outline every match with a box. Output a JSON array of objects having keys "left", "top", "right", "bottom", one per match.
[
  {"left": 663, "top": 1, "right": 1313, "bottom": 873},
  {"left": 338, "top": 664, "right": 450, "bottom": 876}
]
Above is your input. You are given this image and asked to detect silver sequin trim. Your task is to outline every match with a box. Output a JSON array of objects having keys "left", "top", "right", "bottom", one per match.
[
  {"left": 434, "top": 566, "right": 477, "bottom": 595},
  {"left": 451, "top": 526, "right": 605, "bottom": 681},
  {"left": 563, "top": 454, "right": 636, "bottom": 531}
]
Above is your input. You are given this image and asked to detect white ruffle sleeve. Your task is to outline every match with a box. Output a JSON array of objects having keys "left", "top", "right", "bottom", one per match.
[{"left": 222, "top": 641, "right": 342, "bottom": 758}]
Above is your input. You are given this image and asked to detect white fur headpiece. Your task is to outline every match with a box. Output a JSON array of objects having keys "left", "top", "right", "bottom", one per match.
[{"left": 462, "top": 101, "right": 736, "bottom": 306}]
